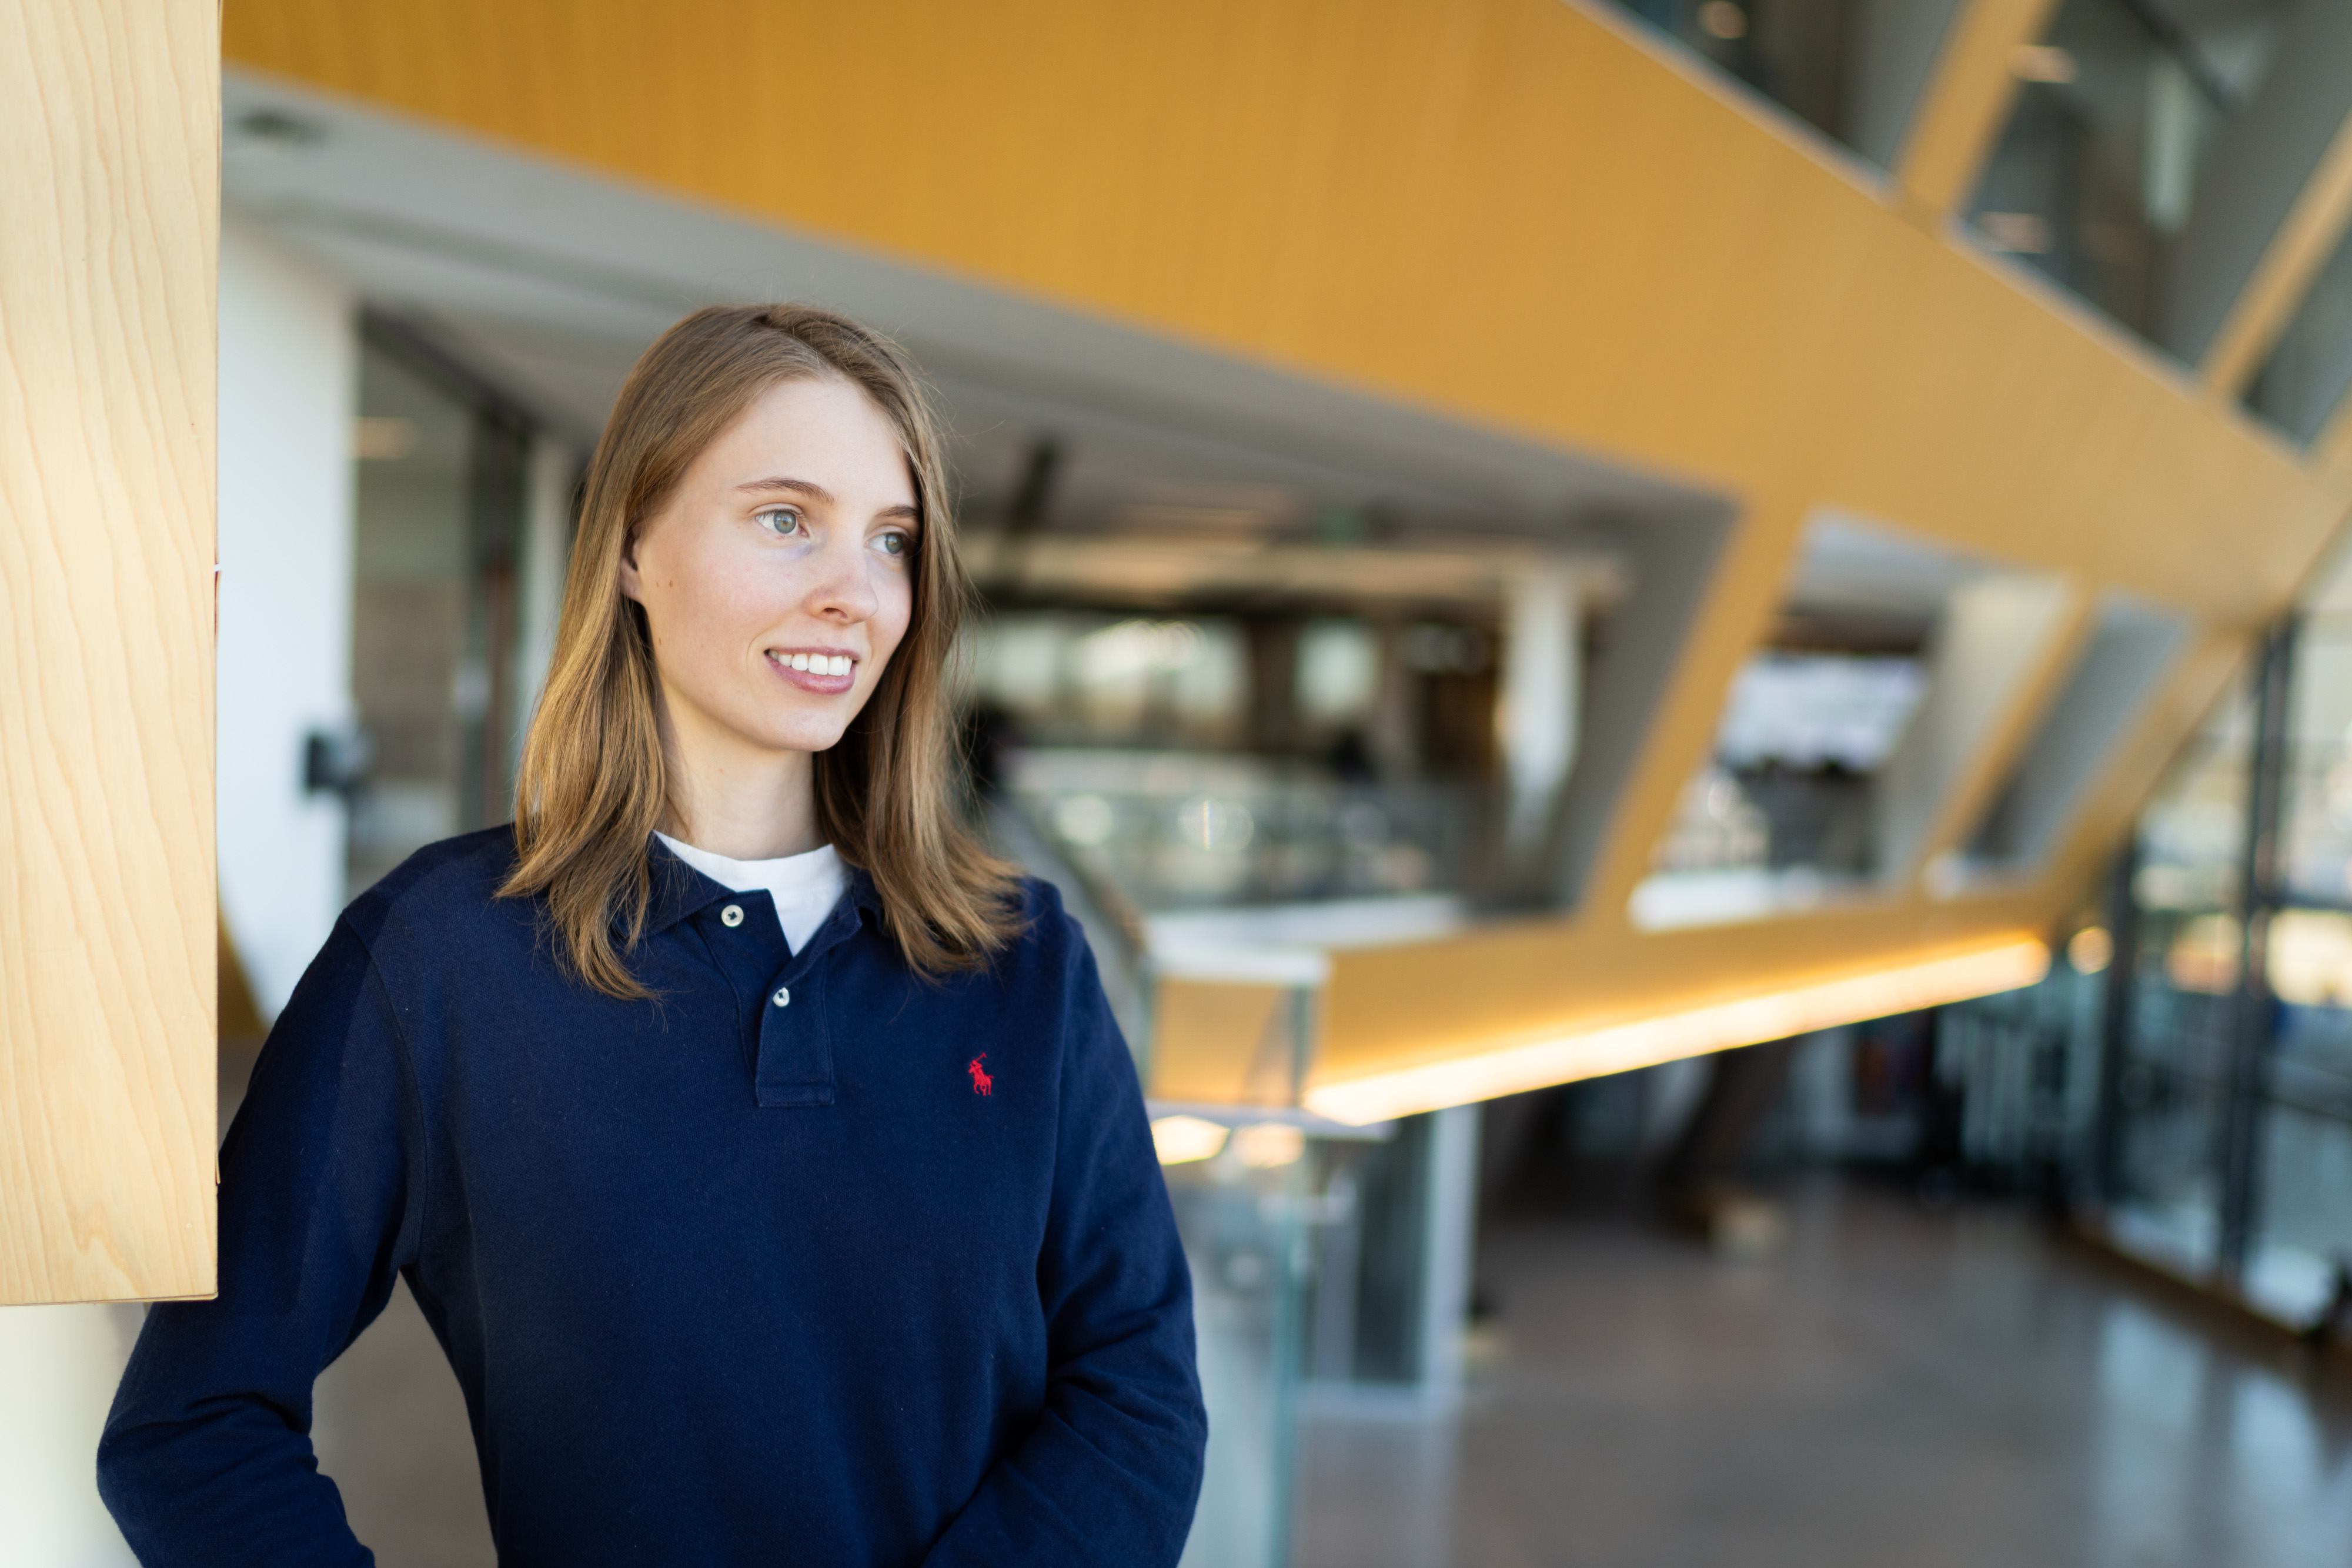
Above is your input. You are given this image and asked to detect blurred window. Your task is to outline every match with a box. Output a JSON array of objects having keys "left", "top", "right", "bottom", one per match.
[
  {"left": 348, "top": 343, "right": 475, "bottom": 895},
  {"left": 346, "top": 330, "right": 534, "bottom": 895},
  {"left": 2244, "top": 617, "right": 2352, "bottom": 1319},
  {"left": 966, "top": 613, "right": 1249, "bottom": 750},
  {"left": 2244, "top": 220, "right": 2352, "bottom": 445},
  {"left": 1296, "top": 620, "right": 1380, "bottom": 731},
  {"left": 1966, "top": 0, "right": 2288, "bottom": 351},
  {"left": 1964, "top": 595, "right": 2190, "bottom": 875},
  {"left": 2107, "top": 682, "right": 2254, "bottom": 1280},
  {"left": 1637, "top": 652, "right": 1922, "bottom": 921},
  {"left": 1608, "top": 0, "right": 1966, "bottom": 169},
  {"left": 1633, "top": 514, "right": 1975, "bottom": 929},
  {"left": 2278, "top": 617, "right": 2352, "bottom": 902}
]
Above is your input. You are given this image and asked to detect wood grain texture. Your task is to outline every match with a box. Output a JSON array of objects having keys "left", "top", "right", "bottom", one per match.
[
  {"left": 218, "top": 0, "right": 2352, "bottom": 1104},
  {"left": 1, "top": 0, "right": 219, "bottom": 1303}
]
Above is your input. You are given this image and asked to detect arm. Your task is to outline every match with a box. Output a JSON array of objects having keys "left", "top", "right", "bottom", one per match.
[
  {"left": 98, "top": 918, "right": 427, "bottom": 1567},
  {"left": 924, "top": 916, "right": 1209, "bottom": 1567}
]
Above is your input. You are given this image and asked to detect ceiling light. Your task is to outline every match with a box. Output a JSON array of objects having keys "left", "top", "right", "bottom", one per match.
[
  {"left": 1699, "top": 2, "right": 1748, "bottom": 40},
  {"left": 2011, "top": 45, "right": 2077, "bottom": 84},
  {"left": 1977, "top": 212, "right": 2053, "bottom": 255},
  {"left": 1151, "top": 1115, "right": 1229, "bottom": 1165},
  {"left": 1232, "top": 1124, "right": 1306, "bottom": 1168}
]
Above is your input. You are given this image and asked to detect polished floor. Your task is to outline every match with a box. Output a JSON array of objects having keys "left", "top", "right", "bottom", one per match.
[{"left": 1296, "top": 1181, "right": 2352, "bottom": 1568}]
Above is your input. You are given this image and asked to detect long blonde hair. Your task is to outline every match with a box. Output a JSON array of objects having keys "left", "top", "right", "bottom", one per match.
[{"left": 502, "top": 303, "right": 1020, "bottom": 997}]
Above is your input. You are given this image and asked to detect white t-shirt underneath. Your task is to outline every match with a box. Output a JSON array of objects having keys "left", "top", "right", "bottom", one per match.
[{"left": 654, "top": 833, "right": 848, "bottom": 955}]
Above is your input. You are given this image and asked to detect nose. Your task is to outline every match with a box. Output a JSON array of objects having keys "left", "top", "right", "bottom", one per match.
[{"left": 803, "top": 526, "right": 880, "bottom": 624}]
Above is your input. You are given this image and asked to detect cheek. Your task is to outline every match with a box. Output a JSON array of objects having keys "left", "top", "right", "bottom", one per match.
[
  {"left": 871, "top": 570, "right": 916, "bottom": 662},
  {"left": 644, "top": 537, "right": 764, "bottom": 643}
]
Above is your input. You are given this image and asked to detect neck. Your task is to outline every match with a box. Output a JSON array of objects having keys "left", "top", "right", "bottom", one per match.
[{"left": 656, "top": 693, "right": 821, "bottom": 861}]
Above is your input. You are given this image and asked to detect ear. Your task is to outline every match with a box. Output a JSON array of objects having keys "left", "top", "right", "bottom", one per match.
[{"left": 617, "top": 529, "right": 645, "bottom": 603}]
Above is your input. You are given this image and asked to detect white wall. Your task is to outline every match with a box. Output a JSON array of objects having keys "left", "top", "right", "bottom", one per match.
[
  {"left": 0, "top": 1305, "right": 142, "bottom": 1566},
  {"left": 217, "top": 219, "right": 357, "bottom": 1018}
]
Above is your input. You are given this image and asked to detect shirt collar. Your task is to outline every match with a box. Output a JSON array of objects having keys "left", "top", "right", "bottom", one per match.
[{"left": 640, "top": 835, "right": 883, "bottom": 937}]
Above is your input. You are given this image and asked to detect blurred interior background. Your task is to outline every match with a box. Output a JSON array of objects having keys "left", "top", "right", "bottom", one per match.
[{"left": 22, "top": 0, "right": 2352, "bottom": 1563}]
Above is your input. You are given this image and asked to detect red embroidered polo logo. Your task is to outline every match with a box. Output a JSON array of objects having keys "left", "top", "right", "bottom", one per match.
[{"left": 967, "top": 1054, "right": 993, "bottom": 1096}]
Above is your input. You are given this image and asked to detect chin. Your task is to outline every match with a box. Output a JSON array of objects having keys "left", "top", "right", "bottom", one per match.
[{"left": 757, "top": 716, "right": 856, "bottom": 755}]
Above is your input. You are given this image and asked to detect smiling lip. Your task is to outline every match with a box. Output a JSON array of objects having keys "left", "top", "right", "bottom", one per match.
[{"left": 766, "top": 647, "right": 859, "bottom": 694}]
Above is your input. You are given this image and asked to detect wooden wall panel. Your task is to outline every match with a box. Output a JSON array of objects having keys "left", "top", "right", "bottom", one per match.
[{"left": 0, "top": 0, "right": 219, "bottom": 1303}]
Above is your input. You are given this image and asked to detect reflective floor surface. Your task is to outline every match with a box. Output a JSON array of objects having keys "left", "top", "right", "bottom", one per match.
[{"left": 1296, "top": 1179, "right": 2352, "bottom": 1568}]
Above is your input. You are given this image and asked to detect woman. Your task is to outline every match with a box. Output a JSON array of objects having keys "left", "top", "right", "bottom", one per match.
[{"left": 99, "top": 305, "right": 1207, "bottom": 1566}]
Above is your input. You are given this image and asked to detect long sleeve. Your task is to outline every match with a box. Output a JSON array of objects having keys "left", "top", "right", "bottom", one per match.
[
  {"left": 923, "top": 922, "right": 1209, "bottom": 1567},
  {"left": 98, "top": 917, "right": 429, "bottom": 1567}
]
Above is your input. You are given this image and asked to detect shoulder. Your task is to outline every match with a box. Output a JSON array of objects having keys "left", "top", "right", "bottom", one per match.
[
  {"left": 1001, "top": 874, "right": 1083, "bottom": 965},
  {"left": 980, "top": 874, "right": 1118, "bottom": 1011},
  {"left": 341, "top": 825, "right": 532, "bottom": 956}
]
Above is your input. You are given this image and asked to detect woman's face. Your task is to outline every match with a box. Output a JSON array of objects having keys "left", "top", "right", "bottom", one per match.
[{"left": 620, "top": 376, "right": 917, "bottom": 761}]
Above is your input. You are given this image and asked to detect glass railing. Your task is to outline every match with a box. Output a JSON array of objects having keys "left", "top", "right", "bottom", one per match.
[
  {"left": 1164, "top": 1141, "right": 1310, "bottom": 1568},
  {"left": 1001, "top": 748, "right": 1491, "bottom": 920}
]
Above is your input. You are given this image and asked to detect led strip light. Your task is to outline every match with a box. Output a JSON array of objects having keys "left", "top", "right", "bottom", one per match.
[{"left": 1303, "top": 937, "right": 2051, "bottom": 1126}]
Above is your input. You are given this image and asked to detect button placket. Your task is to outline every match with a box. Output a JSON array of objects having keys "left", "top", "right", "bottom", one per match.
[{"left": 753, "top": 961, "right": 831, "bottom": 1108}]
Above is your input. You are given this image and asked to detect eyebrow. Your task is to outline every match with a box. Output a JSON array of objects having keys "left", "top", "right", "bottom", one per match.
[{"left": 737, "top": 475, "right": 920, "bottom": 522}]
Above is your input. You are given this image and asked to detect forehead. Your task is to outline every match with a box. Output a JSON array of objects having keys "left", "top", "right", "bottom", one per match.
[{"left": 696, "top": 375, "right": 914, "bottom": 500}]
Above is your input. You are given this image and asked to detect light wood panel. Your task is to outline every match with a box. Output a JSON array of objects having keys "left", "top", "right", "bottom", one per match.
[
  {"left": 1, "top": 0, "right": 219, "bottom": 1303},
  {"left": 219, "top": 0, "right": 2352, "bottom": 1112}
]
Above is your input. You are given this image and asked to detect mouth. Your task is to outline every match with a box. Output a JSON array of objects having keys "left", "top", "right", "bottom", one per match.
[{"left": 766, "top": 647, "right": 859, "bottom": 694}]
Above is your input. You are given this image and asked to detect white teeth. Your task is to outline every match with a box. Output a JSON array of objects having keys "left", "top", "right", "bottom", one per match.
[{"left": 777, "top": 651, "right": 853, "bottom": 677}]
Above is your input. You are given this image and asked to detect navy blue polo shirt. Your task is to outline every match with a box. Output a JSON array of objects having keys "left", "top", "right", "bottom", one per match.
[{"left": 98, "top": 828, "right": 1205, "bottom": 1566}]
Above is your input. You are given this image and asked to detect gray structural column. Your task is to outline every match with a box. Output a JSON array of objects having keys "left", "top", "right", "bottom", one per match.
[
  {"left": 2217, "top": 618, "right": 2298, "bottom": 1281},
  {"left": 1499, "top": 566, "right": 1582, "bottom": 865},
  {"left": 2159, "top": 0, "right": 2352, "bottom": 368},
  {"left": 2092, "top": 837, "right": 2140, "bottom": 1210},
  {"left": 1539, "top": 503, "right": 1732, "bottom": 911}
]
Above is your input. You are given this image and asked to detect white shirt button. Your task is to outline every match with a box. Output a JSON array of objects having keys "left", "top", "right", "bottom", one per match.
[
  {"left": 771, "top": 987, "right": 791, "bottom": 1008},
  {"left": 720, "top": 904, "right": 744, "bottom": 928}
]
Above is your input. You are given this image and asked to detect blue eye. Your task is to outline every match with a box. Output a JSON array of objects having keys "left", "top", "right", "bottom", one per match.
[
  {"left": 756, "top": 507, "right": 803, "bottom": 536},
  {"left": 876, "top": 531, "right": 911, "bottom": 558}
]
